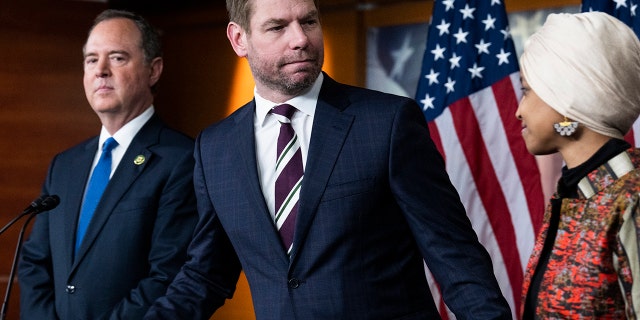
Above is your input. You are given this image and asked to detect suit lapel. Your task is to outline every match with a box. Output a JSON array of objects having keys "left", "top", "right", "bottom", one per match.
[
  {"left": 70, "top": 116, "right": 160, "bottom": 271},
  {"left": 232, "top": 103, "right": 290, "bottom": 263},
  {"left": 289, "top": 76, "right": 354, "bottom": 263},
  {"left": 63, "top": 140, "right": 98, "bottom": 269}
]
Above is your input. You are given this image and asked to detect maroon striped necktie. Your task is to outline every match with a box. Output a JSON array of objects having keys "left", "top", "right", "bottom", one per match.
[{"left": 270, "top": 104, "right": 303, "bottom": 255}]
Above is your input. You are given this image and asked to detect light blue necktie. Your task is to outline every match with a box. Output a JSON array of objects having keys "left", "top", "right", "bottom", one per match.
[{"left": 75, "top": 137, "right": 118, "bottom": 254}]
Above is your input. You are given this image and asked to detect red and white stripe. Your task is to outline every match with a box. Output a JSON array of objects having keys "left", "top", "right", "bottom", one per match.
[{"left": 425, "top": 72, "right": 545, "bottom": 319}]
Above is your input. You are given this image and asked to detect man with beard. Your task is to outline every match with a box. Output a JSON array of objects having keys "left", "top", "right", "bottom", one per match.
[{"left": 145, "top": 0, "right": 511, "bottom": 319}]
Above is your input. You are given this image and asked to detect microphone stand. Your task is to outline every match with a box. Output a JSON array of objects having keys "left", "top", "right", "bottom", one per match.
[
  {"left": 0, "top": 211, "right": 31, "bottom": 237},
  {"left": 0, "top": 195, "right": 46, "bottom": 236},
  {"left": 0, "top": 212, "right": 38, "bottom": 320},
  {"left": 0, "top": 195, "right": 57, "bottom": 320}
]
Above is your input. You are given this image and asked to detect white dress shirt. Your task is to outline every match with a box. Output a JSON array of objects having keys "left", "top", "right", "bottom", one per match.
[{"left": 254, "top": 74, "right": 323, "bottom": 219}]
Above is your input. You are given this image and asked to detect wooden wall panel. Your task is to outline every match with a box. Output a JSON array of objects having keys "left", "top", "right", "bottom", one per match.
[{"left": 151, "top": 17, "right": 239, "bottom": 137}]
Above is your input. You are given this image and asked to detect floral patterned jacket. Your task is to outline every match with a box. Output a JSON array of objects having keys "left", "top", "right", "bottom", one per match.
[{"left": 521, "top": 149, "right": 640, "bottom": 319}]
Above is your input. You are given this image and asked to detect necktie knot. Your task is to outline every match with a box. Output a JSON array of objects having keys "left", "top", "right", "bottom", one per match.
[
  {"left": 102, "top": 137, "right": 118, "bottom": 154},
  {"left": 270, "top": 104, "right": 297, "bottom": 121}
]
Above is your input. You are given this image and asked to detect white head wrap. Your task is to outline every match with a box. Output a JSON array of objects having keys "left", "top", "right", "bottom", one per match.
[{"left": 520, "top": 12, "right": 640, "bottom": 139}]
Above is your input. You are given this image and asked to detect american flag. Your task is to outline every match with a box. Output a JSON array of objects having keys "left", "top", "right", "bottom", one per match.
[
  {"left": 414, "top": 0, "right": 544, "bottom": 318},
  {"left": 582, "top": 0, "right": 640, "bottom": 146}
]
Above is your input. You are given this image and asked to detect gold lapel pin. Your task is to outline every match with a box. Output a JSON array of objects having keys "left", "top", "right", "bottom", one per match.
[{"left": 133, "top": 155, "right": 146, "bottom": 165}]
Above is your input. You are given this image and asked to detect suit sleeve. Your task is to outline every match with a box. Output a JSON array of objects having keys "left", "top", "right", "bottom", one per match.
[
  {"left": 102, "top": 149, "right": 199, "bottom": 320},
  {"left": 18, "top": 157, "right": 60, "bottom": 320},
  {"left": 144, "top": 133, "right": 242, "bottom": 320},
  {"left": 388, "top": 100, "right": 512, "bottom": 319}
]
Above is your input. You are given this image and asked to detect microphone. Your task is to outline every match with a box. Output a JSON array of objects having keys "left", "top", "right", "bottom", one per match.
[
  {"left": 22, "top": 195, "right": 47, "bottom": 213},
  {"left": 0, "top": 195, "right": 60, "bottom": 236},
  {"left": 0, "top": 194, "right": 59, "bottom": 320},
  {"left": 38, "top": 195, "right": 60, "bottom": 213}
]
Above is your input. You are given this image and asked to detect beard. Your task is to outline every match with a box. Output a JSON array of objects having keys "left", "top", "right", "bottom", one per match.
[{"left": 249, "top": 51, "right": 324, "bottom": 97}]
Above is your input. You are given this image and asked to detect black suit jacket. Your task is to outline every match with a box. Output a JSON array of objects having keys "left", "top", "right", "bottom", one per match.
[
  {"left": 146, "top": 75, "right": 512, "bottom": 320},
  {"left": 18, "top": 115, "right": 198, "bottom": 320}
]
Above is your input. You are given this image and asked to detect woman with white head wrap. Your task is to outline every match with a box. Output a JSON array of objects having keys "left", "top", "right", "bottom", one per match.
[{"left": 517, "top": 12, "right": 640, "bottom": 319}]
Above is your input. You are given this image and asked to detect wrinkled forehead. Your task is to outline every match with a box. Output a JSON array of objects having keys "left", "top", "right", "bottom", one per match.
[
  {"left": 248, "top": 0, "right": 318, "bottom": 26},
  {"left": 85, "top": 18, "right": 142, "bottom": 52}
]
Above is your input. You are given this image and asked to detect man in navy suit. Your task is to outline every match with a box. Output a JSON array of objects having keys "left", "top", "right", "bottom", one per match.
[
  {"left": 145, "top": 0, "right": 512, "bottom": 319},
  {"left": 17, "top": 10, "right": 198, "bottom": 319}
]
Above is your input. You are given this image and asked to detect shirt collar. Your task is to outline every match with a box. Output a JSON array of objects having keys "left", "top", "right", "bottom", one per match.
[
  {"left": 98, "top": 106, "right": 155, "bottom": 151},
  {"left": 255, "top": 73, "right": 323, "bottom": 127},
  {"left": 558, "top": 138, "right": 631, "bottom": 198}
]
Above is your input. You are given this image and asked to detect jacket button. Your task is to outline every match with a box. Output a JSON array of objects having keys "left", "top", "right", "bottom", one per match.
[
  {"left": 288, "top": 278, "right": 300, "bottom": 289},
  {"left": 65, "top": 285, "right": 75, "bottom": 294}
]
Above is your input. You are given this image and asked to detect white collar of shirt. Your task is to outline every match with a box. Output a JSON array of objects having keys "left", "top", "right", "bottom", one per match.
[
  {"left": 93, "top": 106, "right": 155, "bottom": 177},
  {"left": 254, "top": 72, "right": 323, "bottom": 127}
]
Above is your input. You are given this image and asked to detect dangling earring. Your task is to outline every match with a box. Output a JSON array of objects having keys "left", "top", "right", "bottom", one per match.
[{"left": 553, "top": 116, "right": 579, "bottom": 136}]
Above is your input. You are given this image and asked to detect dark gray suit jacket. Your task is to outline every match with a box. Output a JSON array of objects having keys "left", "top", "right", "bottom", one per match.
[
  {"left": 146, "top": 74, "right": 512, "bottom": 320},
  {"left": 18, "top": 115, "right": 198, "bottom": 319}
]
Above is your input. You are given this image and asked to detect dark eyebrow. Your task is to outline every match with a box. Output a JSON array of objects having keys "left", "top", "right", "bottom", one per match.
[
  {"left": 302, "top": 10, "right": 319, "bottom": 21},
  {"left": 108, "top": 50, "right": 129, "bottom": 56},
  {"left": 262, "top": 18, "right": 286, "bottom": 27}
]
